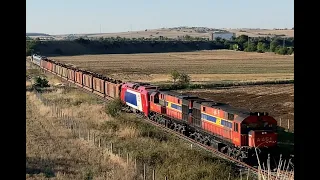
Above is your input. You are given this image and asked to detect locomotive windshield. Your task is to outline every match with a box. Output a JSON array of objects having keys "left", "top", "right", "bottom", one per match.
[{"left": 241, "top": 122, "right": 276, "bottom": 134}]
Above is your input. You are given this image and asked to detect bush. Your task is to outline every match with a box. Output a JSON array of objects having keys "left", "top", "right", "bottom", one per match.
[
  {"left": 33, "top": 76, "right": 50, "bottom": 88},
  {"left": 105, "top": 98, "right": 123, "bottom": 117},
  {"left": 178, "top": 73, "right": 191, "bottom": 86},
  {"left": 287, "top": 47, "right": 294, "bottom": 55},
  {"left": 276, "top": 47, "right": 288, "bottom": 55},
  {"left": 170, "top": 70, "right": 180, "bottom": 85}
]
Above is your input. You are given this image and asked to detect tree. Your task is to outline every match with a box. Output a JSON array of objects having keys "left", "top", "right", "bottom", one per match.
[
  {"left": 98, "top": 37, "right": 104, "bottom": 42},
  {"left": 184, "top": 35, "right": 192, "bottom": 41},
  {"left": 215, "top": 37, "right": 222, "bottom": 43},
  {"left": 244, "top": 42, "right": 257, "bottom": 52},
  {"left": 287, "top": 47, "right": 294, "bottom": 55},
  {"left": 178, "top": 73, "right": 191, "bottom": 86},
  {"left": 223, "top": 40, "right": 231, "bottom": 49},
  {"left": 26, "top": 39, "right": 40, "bottom": 56},
  {"left": 257, "top": 42, "right": 267, "bottom": 53},
  {"left": 232, "top": 44, "right": 240, "bottom": 51},
  {"left": 236, "top": 35, "right": 249, "bottom": 45},
  {"left": 170, "top": 70, "right": 180, "bottom": 85},
  {"left": 75, "top": 37, "right": 90, "bottom": 45},
  {"left": 270, "top": 38, "right": 281, "bottom": 52},
  {"left": 276, "top": 47, "right": 288, "bottom": 55}
]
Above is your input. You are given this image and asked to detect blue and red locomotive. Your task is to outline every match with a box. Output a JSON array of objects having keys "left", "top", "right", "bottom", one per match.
[{"left": 32, "top": 54, "right": 278, "bottom": 163}]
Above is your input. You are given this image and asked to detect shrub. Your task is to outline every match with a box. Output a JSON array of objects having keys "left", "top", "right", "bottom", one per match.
[
  {"left": 105, "top": 98, "right": 123, "bottom": 117},
  {"left": 33, "top": 76, "right": 50, "bottom": 88}
]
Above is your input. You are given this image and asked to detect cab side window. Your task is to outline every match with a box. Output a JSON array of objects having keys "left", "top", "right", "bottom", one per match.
[
  {"left": 234, "top": 123, "right": 239, "bottom": 132},
  {"left": 154, "top": 94, "right": 159, "bottom": 103}
]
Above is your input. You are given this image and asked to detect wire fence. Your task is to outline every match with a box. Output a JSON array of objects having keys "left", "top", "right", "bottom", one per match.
[
  {"left": 277, "top": 117, "right": 294, "bottom": 133},
  {"left": 34, "top": 91, "right": 172, "bottom": 180}
]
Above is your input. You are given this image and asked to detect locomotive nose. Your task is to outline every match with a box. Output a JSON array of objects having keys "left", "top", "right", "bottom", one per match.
[{"left": 249, "top": 130, "right": 277, "bottom": 148}]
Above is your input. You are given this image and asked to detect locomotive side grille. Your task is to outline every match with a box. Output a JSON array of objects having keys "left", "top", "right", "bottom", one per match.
[
  {"left": 182, "top": 104, "right": 189, "bottom": 122},
  {"left": 192, "top": 108, "right": 202, "bottom": 127}
]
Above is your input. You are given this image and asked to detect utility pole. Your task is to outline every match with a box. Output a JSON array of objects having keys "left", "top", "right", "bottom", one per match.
[{"left": 100, "top": 24, "right": 101, "bottom": 33}]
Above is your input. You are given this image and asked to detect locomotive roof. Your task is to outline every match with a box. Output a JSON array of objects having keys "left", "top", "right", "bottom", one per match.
[
  {"left": 124, "top": 82, "right": 158, "bottom": 91},
  {"left": 160, "top": 91, "right": 198, "bottom": 99},
  {"left": 201, "top": 101, "right": 252, "bottom": 121}
]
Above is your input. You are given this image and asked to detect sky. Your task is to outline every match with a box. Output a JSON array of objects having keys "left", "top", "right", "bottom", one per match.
[{"left": 26, "top": 0, "right": 294, "bottom": 35}]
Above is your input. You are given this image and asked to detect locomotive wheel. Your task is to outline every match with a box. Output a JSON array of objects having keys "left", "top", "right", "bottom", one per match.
[{"left": 227, "top": 147, "right": 232, "bottom": 157}]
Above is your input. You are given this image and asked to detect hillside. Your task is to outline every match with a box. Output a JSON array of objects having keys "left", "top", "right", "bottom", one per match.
[
  {"left": 26, "top": 33, "right": 51, "bottom": 37},
  {"left": 28, "top": 27, "right": 294, "bottom": 40}
]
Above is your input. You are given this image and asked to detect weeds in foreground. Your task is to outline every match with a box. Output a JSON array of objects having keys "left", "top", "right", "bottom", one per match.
[{"left": 105, "top": 98, "right": 123, "bottom": 117}]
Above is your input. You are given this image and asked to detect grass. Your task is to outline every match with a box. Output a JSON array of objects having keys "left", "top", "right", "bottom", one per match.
[
  {"left": 99, "top": 113, "right": 244, "bottom": 180},
  {"left": 49, "top": 50, "right": 293, "bottom": 84},
  {"left": 26, "top": 91, "right": 137, "bottom": 179}
]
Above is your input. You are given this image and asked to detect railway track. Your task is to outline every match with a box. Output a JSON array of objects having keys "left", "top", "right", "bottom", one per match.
[{"left": 27, "top": 60, "right": 294, "bottom": 180}]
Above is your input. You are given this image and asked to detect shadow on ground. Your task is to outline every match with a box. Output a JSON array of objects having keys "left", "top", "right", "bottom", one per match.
[{"left": 26, "top": 156, "right": 83, "bottom": 178}]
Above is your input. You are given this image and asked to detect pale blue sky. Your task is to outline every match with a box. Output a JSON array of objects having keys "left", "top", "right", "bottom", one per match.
[{"left": 26, "top": 0, "right": 294, "bottom": 35}]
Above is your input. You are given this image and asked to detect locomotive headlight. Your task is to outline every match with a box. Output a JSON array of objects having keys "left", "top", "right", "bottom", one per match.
[{"left": 262, "top": 132, "right": 266, "bottom": 134}]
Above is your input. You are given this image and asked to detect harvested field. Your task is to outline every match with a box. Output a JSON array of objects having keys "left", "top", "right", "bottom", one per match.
[
  {"left": 179, "top": 84, "right": 294, "bottom": 132},
  {"left": 49, "top": 50, "right": 293, "bottom": 84}
]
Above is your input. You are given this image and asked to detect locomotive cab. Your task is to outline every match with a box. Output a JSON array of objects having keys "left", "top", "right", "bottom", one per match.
[{"left": 241, "top": 112, "right": 278, "bottom": 148}]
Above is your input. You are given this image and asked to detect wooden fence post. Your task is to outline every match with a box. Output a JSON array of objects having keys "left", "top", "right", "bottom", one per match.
[
  {"left": 143, "top": 164, "right": 146, "bottom": 180},
  {"left": 127, "top": 153, "right": 129, "bottom": 165},
  {"left": 135, "top": 158, "right": 137, "bottom": 169},
  {"left": 93, "top": 132, "right": 95, "bottom": 145},
  {"left": 78, "top": 124, "right": 81, "bottom": 138},
  {"left": 152, "top": 169, "right": 155, "bottom": 180}
]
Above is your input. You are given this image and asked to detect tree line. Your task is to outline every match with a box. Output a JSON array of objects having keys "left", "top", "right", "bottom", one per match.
[{"left": 26, "top": 35, "right": 293, "bottom": 56}]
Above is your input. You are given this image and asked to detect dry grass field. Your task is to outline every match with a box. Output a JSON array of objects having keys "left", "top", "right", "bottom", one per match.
[
  {"left": 226, "top": 29, "right": 294, "bottom": 38},
  {"left": 26, "top": 92, "right": 138, "bottom": 179},
  {"left": 180, "top": 84, "right": 294, "bottom": 132},
  {"left": 50, "top": 50, "right": 294, "bottom": 84}
]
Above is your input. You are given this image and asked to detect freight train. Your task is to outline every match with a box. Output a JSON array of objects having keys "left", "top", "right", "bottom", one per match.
[{"left": 30, "top": 54, "right": 278, "bottom": 163}]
